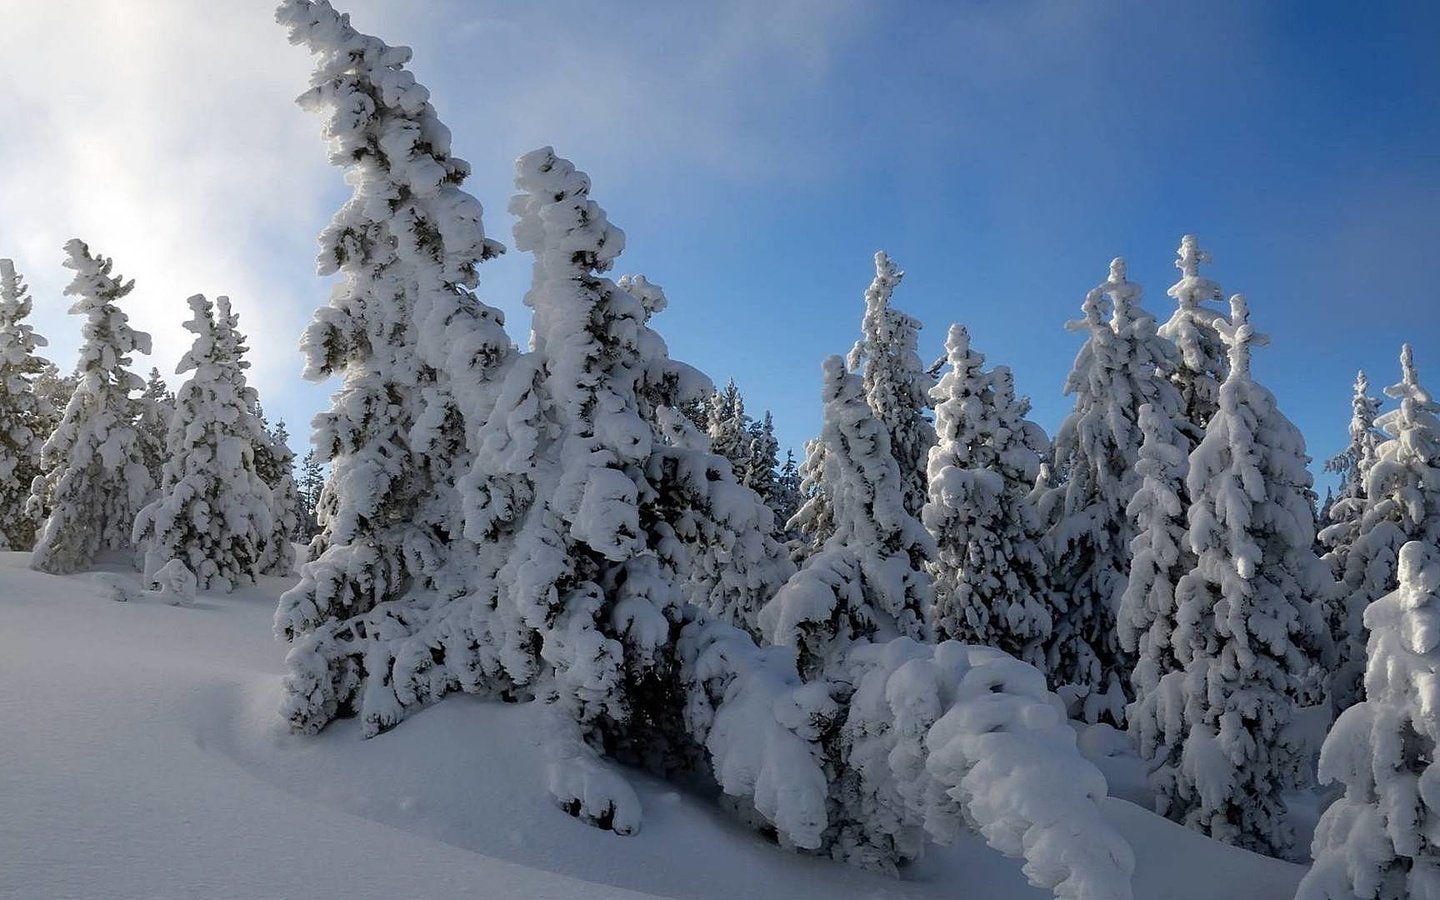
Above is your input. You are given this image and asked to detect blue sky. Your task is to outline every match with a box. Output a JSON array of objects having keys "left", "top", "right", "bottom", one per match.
[{"left": 1, "top": 1, "right": 1436, "bottom": 488}]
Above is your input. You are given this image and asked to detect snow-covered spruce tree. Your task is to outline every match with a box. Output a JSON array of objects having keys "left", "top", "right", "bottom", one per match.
[
  {"left": 772, "top": 447, "right": 802, "bottom": 533},
  {"left": 1156, "top": 294, "right": 1329, "bottom": 858},
  {"left": 296, "top": 449, "right": 323, "bottom": 538},
  {"left": 1325, "top": 370, "right": 1385, "bottom": 501},
  {"left": 1300, "top": 540, "right": 1440, "bottom": 900},
  {"left": 1157, "top": 234, "right": 1227, "bottom": 439},
  {"left": 1044, "top": 258, "right": 1183, "bottom": 724},
  {"left": 743, "top": 411, "right": 781, "bottom": 507},
  {"left": 0, "top": 260, "right": 53, "bottom": 551},
  {"left": 759, "top": 355, "right": 933, "bottom": 678},
  {"left": 272, "top": 0, "right": 513, "bottom": 736},
  {"left": 134, "top": 295, "right": 274, "bottom": 591},
  {"left": 464, "top": 146, "right": 790, "bottom": 825},
  {"left": 1320, "top": 369, "right": 1387, "bottom": 711},
  {"left": 923, "top": 324, "right": 1052, "bottom": 665},
  {"left": 255, "top": 417, "right": 300, "bottom": 576},
  {"left": 1327, "top": 346, "right": 1440, "bottom": 719},
  {"left": 29, "top": 240, "right": 153, "bottom": 574},
  {"left": 736, "top": 356, "right": 1136, "bottom": 894},
  {"left": 1116, "top": 402, "right": 1194, "bottom": 769},
  {"left": 705, "top": 384, "right": 782, "bottom": 510},
  {"left": 136, "top": 366, "right": 173, "bottom": 496},
  {"left": 789, "top": 436, "right": 836, "bottom": 555},
  {"left": 846, "top": 251, "right": 934, "bottom": 520},
  {"left": 630, "top": 275, "right": 797, "bottom": 637},
  {"left": 707, "top": 379, "right": 751, "bottom": 471}
]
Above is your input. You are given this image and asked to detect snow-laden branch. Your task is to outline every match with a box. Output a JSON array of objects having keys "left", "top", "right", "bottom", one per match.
[{"left": 683, "top": 620, "right": 1135, "bottom": 900}]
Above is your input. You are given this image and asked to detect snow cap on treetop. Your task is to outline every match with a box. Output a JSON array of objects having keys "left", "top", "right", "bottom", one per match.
[
  {"left": 1168, "top": 235, "right": 1224, "bottom": 307},
  {"left": 1100, "top": 257, "right": 1141, "bottom": 306},
  {"left": 1215, "top": 294, "right": 1268, "bottom": 377},
  {"left": 0, "top": 259, "right": 17, "bottom": 295},
  {"left": 869, "top": 251, "right": 902, "bottom": 304},
  {"left": 1391, "top": 343, "right": 1421, "bottom": 395},
  {"left": 512, "top": 146, "right": 626, "bottom": 272}
]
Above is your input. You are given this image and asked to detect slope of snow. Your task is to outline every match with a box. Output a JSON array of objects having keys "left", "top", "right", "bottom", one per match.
[{"left": 0, "top": 552, "right": 1305, "bottom": 899}]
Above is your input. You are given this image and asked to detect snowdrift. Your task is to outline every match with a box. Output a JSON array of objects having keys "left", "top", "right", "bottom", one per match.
[{"left": 0, "top": 554, "right": 1306, "bottom": 899}]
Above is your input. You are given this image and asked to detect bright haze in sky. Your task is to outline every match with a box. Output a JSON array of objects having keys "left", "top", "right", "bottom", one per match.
[{"left": 1, "top": 0, "right": 1436, "bottom": 482}]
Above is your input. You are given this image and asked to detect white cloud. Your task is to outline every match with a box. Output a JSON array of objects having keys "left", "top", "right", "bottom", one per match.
[
  {"left": 0, "top": 0, "right": 339, "bottom": 421},
  {"left": 0, "top": 0, "right": 875, "bottom": 440}
]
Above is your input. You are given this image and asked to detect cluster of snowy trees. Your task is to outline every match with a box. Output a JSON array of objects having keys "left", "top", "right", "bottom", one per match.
[
  {"left": 0, "top": 239, "right": 316, "bottom": 599},
  {"left": 264, "top": 3, "right": 1133, "bottom": 898},
  {"left": 787, "top": 222, "right": 1437, "bottom": 871},
  {"left": 8, "top": 1, "right": 1434, "bottom": 896},
  {"left": 260, "top": 0, "right": 1437, "bottom": 893}
]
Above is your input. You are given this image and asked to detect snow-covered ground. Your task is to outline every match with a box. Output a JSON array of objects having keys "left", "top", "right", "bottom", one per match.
[{"left": 1, "top": 551, "right": 1307, "bottom": 900}]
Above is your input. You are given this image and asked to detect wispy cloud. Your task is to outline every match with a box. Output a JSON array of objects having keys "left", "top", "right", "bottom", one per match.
[
  {"left": 0, "top": 0, "right": 337, "bottom": 416},
  {"left": 0, "top": 0, "right": 877, "bottom": 438}
]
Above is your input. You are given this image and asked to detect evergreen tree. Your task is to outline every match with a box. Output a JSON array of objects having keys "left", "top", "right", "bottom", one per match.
[
  {"left": 297, "top": 449, "right": 324, "bottom": 538},
  {"left": 1325, "top": 372, "right": 1384, "bottom": 498},
  {"left": 1116, "top": 402, "right": 1195, "bottom": 774},
  {"left": 1327, "top": 345, "right": 1440, "bottom": 717},
  {"left": 272, "top": 0, "right": 513, "bottom": 735},
  {"left": 759, "top": 355, "right": 933, "bottom": 678},
  {"left": 706, "top": 379, "right": 750, "bottom": 475},
  {"left": 1158, "top": 234, "right": 1227, "bottom": 439},
  {"left": 136, "top": 366, "right": 173, "bottom": 497},
  {"left": 846, "top": 251, "right": 934, "bottom": 520},
  {"left": 133, "top": 295, "right": 274, "bottom": 591},
  {"left": 772, "top": 447, "right": 802, "bottom": 536},
  {"left": 29, "top": 240, "right": 153, "bottom": 574},
  {"left": 1157, "top": 295, "right": 1329, "bottom": 858},
  {"left": 0, "top": 260, "right": 53, "bottom": 551},
  {"left": 789, "top": 436, "right": 835, "bottom": 555},
  {"left": 742, "top": 411, "right": 781, "bottom": 507},
  {"left": 1320, "top": 369, "right": 1388, "bottom": 711},
  {"left": 469, "top": 146, "right": 790, "bottom": 821},
  {"left": 923, "top": 323, "right": 1051, "bottom": 665},
  {"left": 1044, "top": 258, "right": 1183, "bottom": 724},
  {"left": 1300, "top": 540, "right": 1440, "bottom": 900},
  {"left": 257, "top": 417, "right": 300, "bottom": 576}
]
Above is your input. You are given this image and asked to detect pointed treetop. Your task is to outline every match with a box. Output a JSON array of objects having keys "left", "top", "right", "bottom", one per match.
[
  {"left": 0, "top": 260, "right": 40, "bottom": 338},
  {"left": 512, "top": 146, "right": 626, "bottom": 276},
  {"left": 943, "top": 322, "right": 981, "bottom": 366},
  {"left": 846, "top": 250, "right": 909, "bottom": 372},
  {"left": 1395, "top": 343, "right": 1419, "bottom": 393},
  {"left": 1383, "top": 343, "right": 1437, "bottom": 414},
  {"left": 1168, "top": 235, "right": 1225, "bottom": 308},
  {"left": 1214, "top": 293, "right": 1269, "bottom": 377},
  {"left": 1175, "top": 235, "right": 1209, "bottom": 278},
  {"left": 0, "top": 259, "right": 21, "bottom": 302},
  {"left": 63, "top": 239, "right": 137, "bottom": 308},
  {"left": 1101, "top": 257, "right": 1141, "bottom": 304},
  {"left": 869, "top": 250, "right": 903, "bottom": 306},
  {"left": 277, "top": 0, "right": 503, "bottom": 287},
  {"left": 1100, "top": 256, "right": 1150, "bottom": 331}
]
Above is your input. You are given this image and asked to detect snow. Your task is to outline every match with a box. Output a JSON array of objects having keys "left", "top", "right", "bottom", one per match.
[{"left": 0, "top": 552, "right": 1308, "bottom": 899}]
